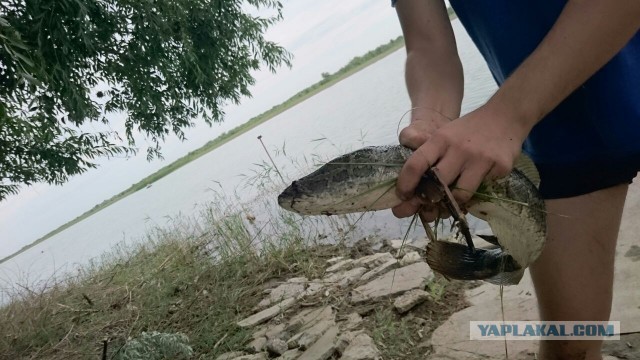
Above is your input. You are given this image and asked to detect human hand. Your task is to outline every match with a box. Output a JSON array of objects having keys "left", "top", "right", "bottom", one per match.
[
  {"left": 393, "top": 107, "right": 453, "bottom": 220},
  {"left": 398, "top": 107, "right": 452, "bottom": 149},
  {"left": 392, "top": 104, "right": 528, "bottom": 221}
]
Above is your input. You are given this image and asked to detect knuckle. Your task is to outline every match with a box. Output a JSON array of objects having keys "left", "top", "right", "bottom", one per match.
[
  {"left": 399, "top": 126, "right": 419, "bottom": 140},
  {"left": 493, "top": 159, "right": 511, "bottom": 177},
  {"left": 398, "top": 128, "right": 422, "bottom": 147},
  {"left": 398, "top": 128, "right": 412, "bottom": 144},
  {"left": 453, "top": 189, "right": 472, "bottom": 204},
  {"left": 432, "top": 129, "right": 450, "bottom": 144}
]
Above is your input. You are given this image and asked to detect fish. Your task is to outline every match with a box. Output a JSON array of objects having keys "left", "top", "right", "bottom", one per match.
[{"left": 277, "top": 145, "right": 547, "bottom": 285}]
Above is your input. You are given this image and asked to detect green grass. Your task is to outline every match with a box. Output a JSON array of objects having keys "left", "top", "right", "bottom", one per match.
[
  {"left": 0, "top": 180, "right": 471, "bottom": 360},
  {"left": 0, "top": 193, "right": 351, "bottom": 359},
  {"left": 0, "top": 35, "right": 406, "bottom": 266}
]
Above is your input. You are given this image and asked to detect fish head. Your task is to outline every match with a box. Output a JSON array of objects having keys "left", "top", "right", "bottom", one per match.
[{"left": 277, "top": 146, "right": 411, "bottom": 215}]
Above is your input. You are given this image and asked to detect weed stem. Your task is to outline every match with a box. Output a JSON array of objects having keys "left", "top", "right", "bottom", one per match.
[{"left": 257, "top": 135, "right": 287, "bottom": 186}]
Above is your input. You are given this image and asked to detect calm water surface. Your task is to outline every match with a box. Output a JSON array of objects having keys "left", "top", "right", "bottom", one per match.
[{"left": 0, "top": 21, "right": 498, "bottom": 297}]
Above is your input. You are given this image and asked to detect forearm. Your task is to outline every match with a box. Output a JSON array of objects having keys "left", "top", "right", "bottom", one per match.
[
  {"left": 404, "top": 46, "right": 463, "bottom": 120},
  {"left": 396, "top": 0, "right": 464, "bottom": 120},
  {"left": 487, "top": 0, "right": 640, "bottom": 139}
]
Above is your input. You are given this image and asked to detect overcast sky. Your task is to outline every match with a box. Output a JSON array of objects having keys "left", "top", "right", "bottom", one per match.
[{"left": 0, "top": 0, "right": 405, "bottom": 255}]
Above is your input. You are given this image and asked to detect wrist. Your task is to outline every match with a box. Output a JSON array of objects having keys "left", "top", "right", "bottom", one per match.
[
  {"left": 483, "top": 90, "right": 539, "bottom": 143},
  {"left": 410, "top": 105, "right": 456, "bottom": 124}
]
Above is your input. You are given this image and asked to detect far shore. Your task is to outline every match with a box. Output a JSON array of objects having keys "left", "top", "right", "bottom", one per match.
[
  {"left": 0, "top": 9, "right": 459, "bottom": 266},
  {"left": 0, "top": 36, "right": 407, "bottom": 265}
]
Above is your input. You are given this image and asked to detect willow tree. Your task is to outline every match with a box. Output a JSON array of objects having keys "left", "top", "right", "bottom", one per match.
[{"left": 0, "top": 0, "right": 291, "bottom": 200}]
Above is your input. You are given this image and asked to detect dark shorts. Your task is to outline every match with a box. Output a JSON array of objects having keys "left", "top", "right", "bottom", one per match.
[{"left": 536, "top": 156, "right": 640, "bottom": 199}]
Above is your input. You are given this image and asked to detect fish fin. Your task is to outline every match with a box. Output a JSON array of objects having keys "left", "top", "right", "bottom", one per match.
[
  {"left": 514, "top": 153, "right": 540, "bottom": 188},
  {"left": 477, "top": 234, "right": 500, "bottom": 246},
  {"left": 484, "top": 268, "right": 526, "bottom": 286},
  {"left": 425, "top": 241, "right": 499, "bottom": 281}
]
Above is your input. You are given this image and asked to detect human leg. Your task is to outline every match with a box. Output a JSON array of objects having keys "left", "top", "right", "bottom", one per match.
[{"left": 530, "top": 184, "right": 628, "bottom": 360}]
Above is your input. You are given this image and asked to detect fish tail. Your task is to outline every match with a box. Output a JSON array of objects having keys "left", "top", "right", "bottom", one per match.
[
  {"left": 484, "top": 268, "right": 526, "bottom": 285},
  {"left": 425, "top": 241, "right": 523, "bottom": 285}
]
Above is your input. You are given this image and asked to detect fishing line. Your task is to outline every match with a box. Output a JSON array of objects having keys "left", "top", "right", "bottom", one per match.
[
  {"left": 500, "top": 284, "right": 509, "bottom": 360},
  {"left": 391, "top": 213, "right": 420, "bottom": 289},
  {"left": 454, "top": 187, "right": 571, "bottom": 218}
]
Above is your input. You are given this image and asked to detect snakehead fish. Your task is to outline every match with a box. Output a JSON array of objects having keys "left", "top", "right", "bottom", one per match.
[{"left": 277, "top": 145, "right": 547, "bottom": 285}]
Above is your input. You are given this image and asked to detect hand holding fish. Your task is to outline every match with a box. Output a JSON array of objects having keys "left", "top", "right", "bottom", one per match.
[{"left": 393, "top": 103, "right": 528, "bottom": 221}]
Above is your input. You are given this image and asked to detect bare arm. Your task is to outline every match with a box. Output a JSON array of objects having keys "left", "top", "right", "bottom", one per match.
[
  {"left": 488, "top": 0, "right": 640, "bottom": 139},
  {"left": 395, "top": 0, "right": 463, "bottom": 149},
  {"left": 395, "top": 0, "right": 640, "bottom": 218}
]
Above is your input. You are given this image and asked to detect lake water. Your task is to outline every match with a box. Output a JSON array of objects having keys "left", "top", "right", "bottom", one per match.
[{"left": 0, "top": 21, "right": 498, "bottom": 299}]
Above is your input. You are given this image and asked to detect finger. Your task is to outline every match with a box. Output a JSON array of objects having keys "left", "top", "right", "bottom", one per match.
[
  {"left": 399, "top": 126, "right": 429, "bottom": 150},
  {"left": 418, "top": 205, "right": 439, "bottom": 223},
  {"left": 392, "top": 199, "right": 421, "bottom": 218},
  {"left": 452, "top": 163, "right": 492, "bottom": 205},
  {"left": 429, "top": 149, "right": 466, "bottom": 188},
  {"left": 396, "top": 137, "right": 445, "bottom": 200},
  {"left": 487, "top": 156, "right": 512, "bottom": 180}
]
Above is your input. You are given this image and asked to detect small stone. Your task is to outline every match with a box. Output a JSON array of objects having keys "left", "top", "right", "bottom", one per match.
[
  {"left": 353, "top": 253, "right": 395, "bottom": 269},
  {"left": 256, "top": 282, "right": 306, "bottom": 309},
  {"left": 350, "top": 262, "right": 433, "bottom": 304},
  {"left": 238, "top": 298, "right": 296, "bottom": 328},
  {"left": 278, "top": 349, "right": 302, "bottom": 359},
  {"left": 337, "top": 267, "right": 367, "bottom": 288},
  {"left": 297, "top": 280, "right": 324, "bottom": 299},
  {"left": 326, "top": 259, "right": 354, "bottom": 273},
  {"left": 326, "top": 256, "right": 344, "bottom": 265},
  {"left": 286, "top": 306, "right": 334, "bottom": 334},
  {"left": 335, "top": 331, "right": 358, "bottom": 354},
  {"left": 216, "top": 351, "right": 247, "bottom": 360},
  {"left": 360, "top": 259, "right": 398, "bottom": 282},
  {"left": 323, "top": 271, "right": 346, "bottom": 284},
  {"left": 287, "top": 332, "right": 303, "bottom": 349},
  {"left": 245, "top": 336, "right": 267, "bottom": 353},
  {"left": 385, "top": 239, "right": 405, "bottom": 250},
  {"left": 297, "top": 319, "right": 335, "bottom": 350},
  {"left": 266, "top": 338, "right": 288, "bottom": 356},
  {"left": 399, "top": 251, "right": 422, "bottom": 266},
  {"left": 233, "top": 354, "right": 268, "bottom": 360},
  {"left": 341, "top": 333, "right": 381, "bottom": 360},
  {"left": 343, "top": 312, "right": 363, "bottom": 331},
  {"left": 385, "top": 238, "right": 424, "bottom": 256},
  {"left": 297, "top": 326, "right": 339, "bottom": 360},
  {"left": 394, "top": 289, "right": 430, "bottom": 314},
  {"left": 251, "top": 327, "right": 268, "bottom": 339},
  {"left": 265, "top": 323, "right": 286, "bottom": 340}
]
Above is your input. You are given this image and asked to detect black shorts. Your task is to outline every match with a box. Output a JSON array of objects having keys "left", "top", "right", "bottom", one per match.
[{"left": 536, "top": 157, "right": 640, "bottom": 199}]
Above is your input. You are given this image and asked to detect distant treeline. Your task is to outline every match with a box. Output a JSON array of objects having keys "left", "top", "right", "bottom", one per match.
[{"left": 0, "top": 35, "right": 407, "bottom": 264}]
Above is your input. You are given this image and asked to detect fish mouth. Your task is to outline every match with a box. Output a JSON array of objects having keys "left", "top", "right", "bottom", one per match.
[{"left": 277, "top": 181, "right": 298, "bottom": 212}]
